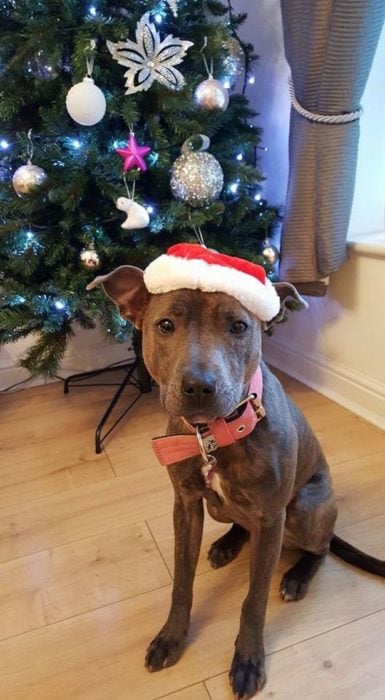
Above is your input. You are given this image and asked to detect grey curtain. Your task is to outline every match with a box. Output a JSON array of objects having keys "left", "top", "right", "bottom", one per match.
[{"left": 279, "top": 0, "right": 385, "bottom": 291}]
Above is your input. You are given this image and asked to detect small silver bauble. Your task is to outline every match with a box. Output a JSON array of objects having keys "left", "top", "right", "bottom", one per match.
[
  {"left": 80, "top": 245, "right": 101, "bottom": 269},
  {"left": 12, "top": 161, "right": 48, "bottom": 196},
  {"left": 171, "top": 151, "right": 224, "bottom": 206},
  {"left": 194, "top": 77, "right": 229, "bottom": 111},
  {"left": 222, "top": 37, "right": 244, "bottom": 87},
  {"left": 261, "top": 241, "right": 280, "bottom": 265}
]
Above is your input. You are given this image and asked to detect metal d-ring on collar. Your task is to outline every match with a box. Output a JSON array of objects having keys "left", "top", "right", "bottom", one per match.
[{"left": 195, "top": 426, "right": 216, "bottom": 466}]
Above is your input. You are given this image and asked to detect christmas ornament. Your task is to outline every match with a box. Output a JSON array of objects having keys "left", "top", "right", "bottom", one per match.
[
  {"left": 116, "top": 197, "right": 150, "bottom": 229},
  {"left": 222, "top": 37, "right": 244, "bottom": 87},
  {"left": 166, "top": 0, "right": 179, "bottom": 15},
  {"left": 12, "top": 162, "right": 47, "bottom": 196},
  {"left": 66, "top": 41, "right": 106, "bottom": 126},
  {"left": 261, "top": 239, "right": 280, "bottom": 265},
  {"left": 195, "top": 77, "right": 229, "bottom": 111},
  {"left": 80, "top": 243, "right": 101, "bottom": 269},
  {"left": 107, "top": 12, "right": 193, "bottom": 94},
  {"left": 170, "top": 135, "right": 224, "bottom": 206},
  {"left": 143, "top": 244, "right": 280, "bottom": 322},
  {"left": 66, "top": 78, "right": 106, "bottom": 126},
  {"left": 27, "top": 48, "right": 61, "bottom": 80},
  {"left": 116, "top": 133, "right": 151, "bottom": 172}
]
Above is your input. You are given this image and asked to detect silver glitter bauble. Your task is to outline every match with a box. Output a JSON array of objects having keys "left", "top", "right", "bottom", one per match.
[
  {"left": 261, "top": 241, "right": 280, "bottom": 265},
  {"left": 171, "top": 151, "right": 224, "bottom": 206},
  {"left": 80, "top": 245, "right": 101, "bottom": 269},
  {"left": 194, "top": 78, "right": 229, "bottom": 111},
  {"left": 222, "top": 37, "right": 244, "bottom": 87},
  {"left": 12, "top": 161, "right": 48, "bottom": 196}
]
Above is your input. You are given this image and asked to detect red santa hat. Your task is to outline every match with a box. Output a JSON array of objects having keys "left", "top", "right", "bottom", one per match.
[{"left": 143, "top": 243, "right": 280, "bottom": 321}]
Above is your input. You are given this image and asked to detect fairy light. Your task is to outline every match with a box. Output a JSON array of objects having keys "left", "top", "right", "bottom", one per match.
[
  {"left": 146, "top": 205, "right": 154, "bottom": 214},
  {"left": 248, "top": 75, "right": 255, "bottom": 85},
  {"left": 89, "top": 6, "right": 97, "bottom": 16},
  {"left": 54, "top": 300, "right": 66, "bottom": 310},
  {"left": 71, "top": 139, "right": 82, "bottom": 150},
  {"left": 236, "top": 153, "right": 243, "bottom": 161},
  {"left": 222, "top": 78, "right": 231, "bottom": 89},
  {"left": 254, "top": 193, "right": 261, "bottom": 201},
  {"left": 0, "top": 138, "right": 10, "bottom": 149},
  {"left": 229, "top": 182, "right": 239, "bottom": 194},
  {"left": 154, "top": 12, "right": 163, "bottom": 23}
]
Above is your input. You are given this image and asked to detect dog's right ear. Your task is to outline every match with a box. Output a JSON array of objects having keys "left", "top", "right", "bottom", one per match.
[{"left": 86, "top": 265, "right": 149, "bottom": 328}]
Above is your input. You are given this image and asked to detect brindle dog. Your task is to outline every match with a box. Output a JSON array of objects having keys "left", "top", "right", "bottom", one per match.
[{"left": 88, "top": 265, "right": 385, "bottom": 699}]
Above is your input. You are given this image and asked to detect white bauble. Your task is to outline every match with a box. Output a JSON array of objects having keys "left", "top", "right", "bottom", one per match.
[
  {"left": 194, "top": 78, "right": 229, "bottom": 111},
  {"left": 66, "top": 77, "right": 106, "bottom": 126}
]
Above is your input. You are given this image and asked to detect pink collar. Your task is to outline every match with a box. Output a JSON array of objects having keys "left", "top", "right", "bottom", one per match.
[{"left": 152, "top": 367, "right": 265, "bottom": 467}]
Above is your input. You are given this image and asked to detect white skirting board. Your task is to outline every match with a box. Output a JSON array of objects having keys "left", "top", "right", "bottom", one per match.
[{"left": 264, "top": 336, "right": 385, "bottom": 431}]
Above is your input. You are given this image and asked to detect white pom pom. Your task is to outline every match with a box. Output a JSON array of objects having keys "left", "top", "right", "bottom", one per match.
[{"left": 66, "top": 77, "right": 106, "bottom": 126}]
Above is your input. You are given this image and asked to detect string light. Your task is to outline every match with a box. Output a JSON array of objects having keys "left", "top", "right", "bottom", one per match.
[
  {"left": 89, "top": 6, "right": 97, "bottom": 16},
  {"left": 254, "top": 193, "right": 261, "bottom": 201},
  {"left": 248, "top": 75, "right": 255, "bottom": 85},
  {"left": 154, "top": 12, "right": 163, "bottom": 23},
  {"left": 222, "top": 78, "right": 231, "bottom": 89},
  {"left": 236, "top": 153, "right": 243, "bottom": 161},
  {"left": 229, "top": 182, "right": 239, "bottom": 194},
  {"left": 71, "top": 139, "right": 82, "bottom": 150},
  {"left": 54, "top": 300, "right": 66, "bottom": 311},
  {"left": 146, "top": 205, "right": 154, "bottom": 214},
  {"left": 0, "top": 139, "right": 10, "bottom": 149}
]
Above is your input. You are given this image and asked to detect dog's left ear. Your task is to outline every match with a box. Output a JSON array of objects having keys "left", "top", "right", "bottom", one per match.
[
  {"left": 264, "top": 282, "right": 309, "bottom": 331},
  {"left": 87, "top": 265, "right": 149, "bottom": 328}
]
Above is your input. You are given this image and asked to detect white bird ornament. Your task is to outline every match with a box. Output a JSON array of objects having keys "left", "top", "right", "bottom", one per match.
[{"left": 116, "top": 197, "right": 150, "bottom": 229}]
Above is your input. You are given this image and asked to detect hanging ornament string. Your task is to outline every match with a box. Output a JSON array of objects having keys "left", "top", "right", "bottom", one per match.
[
  {"left": 123, "top": 173, "right": 135, "bottom": 200},
  {"left": 200, "top": 37, "right": 214, "bottom": 79},
  {"left": 189, "top": 216, "right": 207, "bottom": 248},
  {"left": 26, "top": 128, "right": 34, "bottom": 164},
  {"left": 86, "top": 40, "right": 96, "bottom": 78}
]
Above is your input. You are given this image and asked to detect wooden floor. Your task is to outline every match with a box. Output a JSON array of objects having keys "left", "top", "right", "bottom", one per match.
[{"left": 0, "top": 368, "right": 385, "bottom": 699}]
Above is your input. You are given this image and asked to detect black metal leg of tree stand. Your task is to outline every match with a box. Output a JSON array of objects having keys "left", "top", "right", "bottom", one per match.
[{"left": 63, "top": 329, "right": 152, "bottom": 454}]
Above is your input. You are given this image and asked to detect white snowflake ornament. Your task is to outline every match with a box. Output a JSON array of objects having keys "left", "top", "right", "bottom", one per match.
[{"left": 107, "top": 12, "right": 193, "bottom": 94}]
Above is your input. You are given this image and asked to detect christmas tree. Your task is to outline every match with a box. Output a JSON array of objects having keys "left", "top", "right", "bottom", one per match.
[{"left": 0, "top": 0, "right": 279, "bottom": 377}]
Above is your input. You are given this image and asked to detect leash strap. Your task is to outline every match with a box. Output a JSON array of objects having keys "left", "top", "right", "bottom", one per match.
[{"left": 152, "top": 367, "right": 265, "bottom": 467}]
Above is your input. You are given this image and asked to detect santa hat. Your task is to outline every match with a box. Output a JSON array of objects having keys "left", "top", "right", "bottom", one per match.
[{"left": 143, "top": 243, "right": 280, "bottom": 322}]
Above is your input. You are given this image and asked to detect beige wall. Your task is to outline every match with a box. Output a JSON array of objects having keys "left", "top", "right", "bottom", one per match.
[{"left": 264, "top": 243, "right": 385, "bottom": 428}]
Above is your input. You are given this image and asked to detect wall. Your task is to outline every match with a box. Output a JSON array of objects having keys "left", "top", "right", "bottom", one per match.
[{"left": 236, "top": 0, "right": 385, "bottom": 428}]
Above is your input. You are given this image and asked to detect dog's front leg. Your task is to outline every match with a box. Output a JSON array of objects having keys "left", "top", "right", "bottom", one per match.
[
  {"left": 230, "top": 511, "right": 285, "bottom": 698},
  {"left": 145, "top": 492, "right": 204, "bottom": 672}
]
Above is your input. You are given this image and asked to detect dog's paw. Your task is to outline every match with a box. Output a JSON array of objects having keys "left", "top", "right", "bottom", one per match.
[
  {"left": 279, "top": 570, "right": 309, "bottom": 601},
  {"left": 208, "top": 527, "right": 248, "bottom": 569},
  {"left": 229, "top": 649, "right": 267, "bottom": 699},
  {"left": 145, "top": 630, "right": 186, "bottom": 672}
]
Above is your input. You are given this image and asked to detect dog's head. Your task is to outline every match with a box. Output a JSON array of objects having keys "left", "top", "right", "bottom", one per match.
[{"left": 88, "top": 265, "right": 305, "bottom": 423}]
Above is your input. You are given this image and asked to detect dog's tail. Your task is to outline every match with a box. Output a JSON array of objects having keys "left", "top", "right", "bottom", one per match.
[{"left": 330, "top": 535, "right": 385, "bottom": 577}]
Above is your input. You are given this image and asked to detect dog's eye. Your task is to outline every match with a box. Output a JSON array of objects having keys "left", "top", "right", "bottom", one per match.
[
  {"left": 230, "top": 321, "right": 248, "bottom": 335},
  {"left": 157, "top": 319, "right": 175, "bottom": 334}
]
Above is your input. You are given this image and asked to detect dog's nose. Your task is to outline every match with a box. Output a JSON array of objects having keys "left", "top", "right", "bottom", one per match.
[{"left": 181, "top": 369, "right": 217, "bottom": 399}]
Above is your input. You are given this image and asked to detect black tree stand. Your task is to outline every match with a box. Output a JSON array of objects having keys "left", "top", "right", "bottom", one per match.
[{"left": 63, "top": 330, "right": 152, "bottom": 454}]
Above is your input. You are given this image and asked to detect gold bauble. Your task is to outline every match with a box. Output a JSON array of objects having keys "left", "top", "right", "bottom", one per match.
[
  {"left": 194, "top": 78, "right": 229, "bottom": 111},
  {"left": 80, "top": 246, "right": 101, "bottom": 269},
  {"left": 170, "top": 151, "right": 224, "bottom": 206},
  {"left": 12, "top": 161, "right": 48, "bottom": 196}
]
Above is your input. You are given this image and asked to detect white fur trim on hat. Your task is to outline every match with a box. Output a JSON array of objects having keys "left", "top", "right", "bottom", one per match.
[{"left": 143, "top": 254, "right": 280, "bottom": 321}]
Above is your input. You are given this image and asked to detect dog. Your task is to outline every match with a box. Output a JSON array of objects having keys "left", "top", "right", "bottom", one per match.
[{"left": 88, "top": 245, "right": 385, "bottom": 699}]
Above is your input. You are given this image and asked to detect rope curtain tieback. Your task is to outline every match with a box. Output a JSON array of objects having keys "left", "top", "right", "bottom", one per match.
[{"left": 288, "top": 77, "right": 363, "bottom": 124}]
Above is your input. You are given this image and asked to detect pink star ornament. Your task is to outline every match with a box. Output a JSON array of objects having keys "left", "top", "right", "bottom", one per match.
[{"left": 116, "top": 133, "right": 151, "bottom": 172}]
